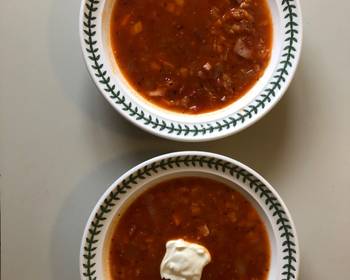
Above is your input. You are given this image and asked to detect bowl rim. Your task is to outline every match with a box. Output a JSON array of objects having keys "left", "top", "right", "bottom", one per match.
[
  {"left": 79, "top": 0, "right": 303, "bottom": 142},
  {"left": 80, "top": 151, "right": 300, "bottom": 280}
]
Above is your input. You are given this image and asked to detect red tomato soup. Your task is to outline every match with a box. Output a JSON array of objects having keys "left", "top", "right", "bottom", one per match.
[
  {"left": 110, "top": 0, "right": 273, "bottom": 114},
  {"left": 108, "top": 177, "right": 270, "bottom": 280}
]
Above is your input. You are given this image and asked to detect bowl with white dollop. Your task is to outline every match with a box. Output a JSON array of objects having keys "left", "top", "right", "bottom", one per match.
[
  {"left": 80, "top": 151, "right": 299, "bottom": 280},
  {"left": 79, "top": 0, "right": 302, "bottom": 141}
]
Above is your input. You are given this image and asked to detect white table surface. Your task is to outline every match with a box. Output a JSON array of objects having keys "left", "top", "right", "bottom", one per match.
[{"left": 1, "top": 0, "right": 350, "bottom": 279}]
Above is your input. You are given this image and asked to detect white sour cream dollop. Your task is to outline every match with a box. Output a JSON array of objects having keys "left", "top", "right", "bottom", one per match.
[{"left": 160, "top": 239, "right": 211, "bottom": 280}]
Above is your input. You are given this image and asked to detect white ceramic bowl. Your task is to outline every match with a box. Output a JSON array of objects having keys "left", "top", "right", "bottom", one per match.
[
  {"left": 80, "top": 151, "right": 299, "bottom": 280},
  {"left": 79, "top": 0, "right": 302, "bottom": 142}
]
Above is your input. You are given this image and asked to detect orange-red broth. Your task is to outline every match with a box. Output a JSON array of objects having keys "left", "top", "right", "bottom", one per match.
[{"left": 108, "top": 177, "right": 270, "bottom": 279}]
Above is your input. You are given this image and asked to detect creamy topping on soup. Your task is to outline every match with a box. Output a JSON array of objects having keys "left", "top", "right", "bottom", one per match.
[{"left": 160, "top": 239, "right": 211, "bottom": 280}]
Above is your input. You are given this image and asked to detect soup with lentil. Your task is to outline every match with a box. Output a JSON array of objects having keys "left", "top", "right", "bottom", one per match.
[
  {"left": 110, "top": 0, "right": 273, "bottom": 113},
  {"left": 108, "top": 177, "right": 270, "bottom": 279}
]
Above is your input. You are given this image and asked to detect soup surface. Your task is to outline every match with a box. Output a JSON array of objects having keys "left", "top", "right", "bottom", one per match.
[
  {"left": 110, "top": 0, "right": 272, "bottom": 114},
  {"left": 108, "top": 177, "right": 270, "bottom": 279}
]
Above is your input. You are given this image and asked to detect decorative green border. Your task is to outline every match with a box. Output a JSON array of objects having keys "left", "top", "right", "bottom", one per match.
[
  {"left": 82, "top": 155, "right": 297, "bottom": 280},
  {"left": 82, "top": 0, "right": 300, "bottom": 138}
]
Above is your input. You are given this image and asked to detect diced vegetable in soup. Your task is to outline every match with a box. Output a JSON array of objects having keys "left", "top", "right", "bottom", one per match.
[
  {"left": 108, "top": 177, "right": 270, "bottom": 280},
  {"left": 111, "top": 0, "right": 273, "bottom": 113}
]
